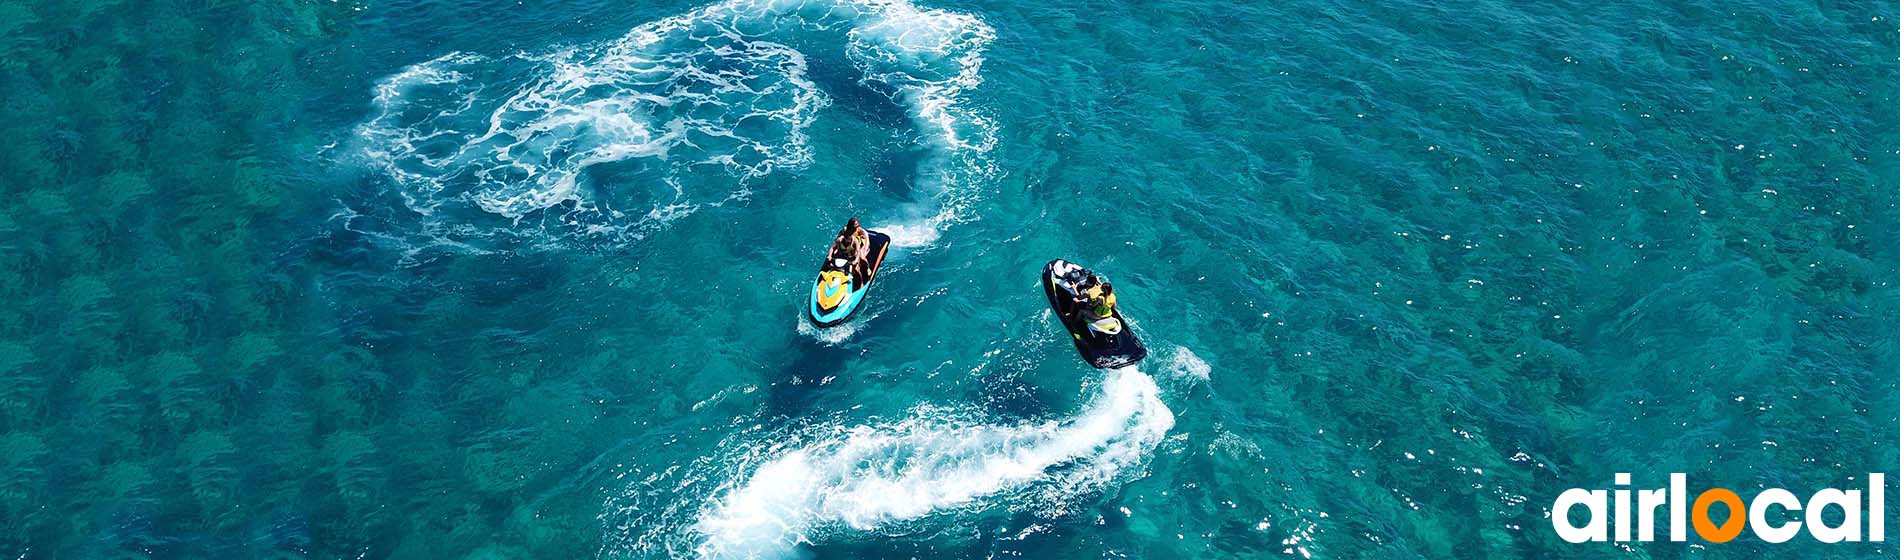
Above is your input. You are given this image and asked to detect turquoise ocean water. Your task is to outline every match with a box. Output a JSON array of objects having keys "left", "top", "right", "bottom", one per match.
[{"left": 4, "top": 0, "right": 1899, "bottom": 557}]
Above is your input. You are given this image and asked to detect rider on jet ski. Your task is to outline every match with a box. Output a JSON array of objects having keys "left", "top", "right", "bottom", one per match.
[
  {"left": 829, "top": 217, "right": 873, "bottom": 280},
  {"left": 1065, "top": 274, "right": 1120, "bottom": 335}
]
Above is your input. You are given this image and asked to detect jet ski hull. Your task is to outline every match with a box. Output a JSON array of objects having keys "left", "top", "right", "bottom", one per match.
[
  {"left": 1042, "top": 259, "right": 1147, "bottom": 368},
  {"left": 808, "top": 230, "right": 891, "bottom": 328}
]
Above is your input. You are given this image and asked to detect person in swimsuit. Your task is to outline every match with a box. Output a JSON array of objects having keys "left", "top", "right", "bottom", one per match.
[{"left": 830, "top": 217, "right": 872, "bottom": 280}]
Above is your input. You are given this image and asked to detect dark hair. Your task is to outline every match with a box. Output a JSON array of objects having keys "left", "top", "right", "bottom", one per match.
[
  {"left": 1102, "top": 284, "right": 1114, "bottom": 295},
  {"left": 846, "top": 217, "right": 860, "bottom": 230}
]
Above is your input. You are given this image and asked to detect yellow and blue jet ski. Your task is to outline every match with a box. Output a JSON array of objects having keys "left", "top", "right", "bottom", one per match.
[
  {"left": 807, "top": 225, "right": 892, "bottom": 328},
  {"left": 1043, "top": 259, "right": 1147, "bottom": 368}
]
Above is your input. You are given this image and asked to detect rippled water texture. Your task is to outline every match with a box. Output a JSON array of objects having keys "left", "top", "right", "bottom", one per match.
[{"left": 2, "top": 0, "right": 1897, "bottom": 558}]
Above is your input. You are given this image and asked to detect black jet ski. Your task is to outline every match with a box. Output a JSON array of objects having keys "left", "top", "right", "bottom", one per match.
[
  {"left": 1042, "top": 259, "right": 1146, "bottom": 368},
  {"left": 807, "top": 225, "right": 892, "bottom": 328}
]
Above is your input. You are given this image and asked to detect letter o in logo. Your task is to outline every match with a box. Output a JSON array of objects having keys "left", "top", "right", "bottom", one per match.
[{"left": 1693, "top": 488, "right": 1747, "bottom": 543}]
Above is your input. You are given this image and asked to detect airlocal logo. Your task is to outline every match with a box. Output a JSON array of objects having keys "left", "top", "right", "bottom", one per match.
[{"left": 1552, "top": 473, "right": 1886, "bottom": 544}]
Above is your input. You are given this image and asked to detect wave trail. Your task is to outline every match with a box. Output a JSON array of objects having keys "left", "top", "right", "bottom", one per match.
[
  {"left": 600, "top": 365, "right": 1176, "bottom": 559},
  {"left": 353, "top": 0, "right": 996, "bottom": 248}
]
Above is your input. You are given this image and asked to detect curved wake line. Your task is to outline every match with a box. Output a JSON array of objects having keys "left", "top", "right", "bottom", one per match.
[
  {"left": 353, "top": 0, "right": 996, "bottom": 249},
  {"left": 602, "top": 362, "right": 1179, "bottom": 559}
]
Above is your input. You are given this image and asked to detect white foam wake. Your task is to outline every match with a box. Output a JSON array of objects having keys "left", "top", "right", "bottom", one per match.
[
  {"left": 669, "top": 366, "right": 1174, "bottom": 558},
  {"left": 794, "top": 308, "right": 872, "bottom": 345},
  {"left": 354, "top": 0, "right": 996, "bottom": 246}
]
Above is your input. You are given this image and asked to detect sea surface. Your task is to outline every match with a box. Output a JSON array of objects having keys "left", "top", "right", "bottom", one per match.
[{"left": 4, "top": 0, "right": 1899, "bottom": 557}]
